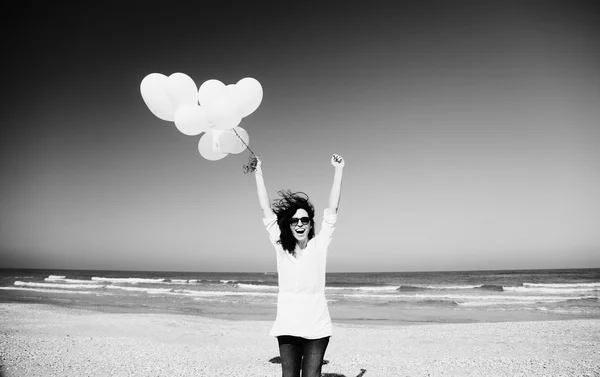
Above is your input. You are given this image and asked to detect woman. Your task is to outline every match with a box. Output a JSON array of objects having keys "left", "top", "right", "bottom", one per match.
[{"left": 255, "top": 154, "right": 345, "bottom": 377}]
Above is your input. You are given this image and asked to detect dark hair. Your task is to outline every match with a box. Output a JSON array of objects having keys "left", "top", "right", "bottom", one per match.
[{"left": 271, "top": 190, "right": 315, "bottom": 255}]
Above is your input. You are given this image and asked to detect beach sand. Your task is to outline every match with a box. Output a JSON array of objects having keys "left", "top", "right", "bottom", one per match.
[{"left": 1, "top": 303, "right": 599, "bottom": 377}]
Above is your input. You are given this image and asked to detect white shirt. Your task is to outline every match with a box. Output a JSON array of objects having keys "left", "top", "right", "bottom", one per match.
[{"left": 263, "top": 208, "right": 337, "bottom": 339}]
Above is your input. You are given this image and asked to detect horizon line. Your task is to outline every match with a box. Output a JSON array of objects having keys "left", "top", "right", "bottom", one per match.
[{"left": 1, "top": 266, "right": 599, "bottom": 274}]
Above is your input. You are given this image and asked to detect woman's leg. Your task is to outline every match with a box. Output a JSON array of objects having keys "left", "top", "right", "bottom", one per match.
[
  {"left": 300, "top": 336, "right": 330, "bottom": 377},
  {"left": 277, "top": 336, "right": 303, "bottom": 377}
]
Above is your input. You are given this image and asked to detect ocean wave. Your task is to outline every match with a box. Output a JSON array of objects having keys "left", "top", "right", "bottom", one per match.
[
  {"left": 335, "top": 291, "right": 599, "bottom": 302},
  {"left": 326, "top": 282, "right": 392, "bottom": 288},
  {"left": 44, "top": 275, "right": 212, "bottom": 286},
  {"left": 226, "top": 280, "right": 277, "bottom": 287},
  {"left": 351, "top": 298, "right": 460, "bottom": 307},
  {"left": 0, "top": 287, "right": 101, "bottom": 295},
  {"left": 523, "top": 282, "right": 600, "bottom": 288},
  {"left": 397, "top": 284, "right": 504, "bottom": 292},
  {"left": 100, "top": 285, "right": 278, "bottom": 298},
  {"left": 475, "top": 285, "right": 504, "bottom": 292},
  {"left": 412, "top": 293, "right": 599, "bottom": 302},
  {"left": 11, "top": 281, "right": 278, "bottom": 298},
  {"left": 46, "top": 275, "right": 66, "bottom": 280},
  {"left": 104, "top": 285, "right": 176, "bottom": 294},
  {"left": 237, "top": 283, "right": 277, "bottom": 290},
  {"left": 457, "top": 296, "right": 599, "bottom": 307},
  {"left": 185, "top": 290, "right": 277, "bottom": 297},
  {"left": 416, "top": 299, "right": 460, "bottom": 307},
  {"left": 44, "top": 278, "right": 102, "bottom": 284},
  {"left": 19, "top": 280, "right": 597, "bottom": 304},
  {"left": 184, "top": 290, "right": 277, "bottom": 298},
  {"left": 326, "top": 286, "right": 398, "bottom": 292},
  {"left": 336, "top": 293, "right": 469, "bottom": 300},
  {"left": 357, "top": 286, "right": 399, "bottom": 292},
  {"left": 398, "top": 283, "right": 598, "bottom": 294},
  {"left": 458, "top": 301, "right": 512, "bottom": 307},
  {"left": 434, "top": 285, "right": 482, "bottom": 290},
  {"left": 91, "top": 277, "right": 170, "bottom": 284},
  {"left": 504, "top": 286, "right": 598, "bottom": 294},
  {"left": 170, "top": 279, "right": 202, "bottom": 284},
  {"left": 15, "top": 281, "right": 194, "bottom": 296},
  {"left": 425, "top": 294, "right": 600, "bottom": 304},
  {"left": 15, "top": 281, "right": 106, "bottom": 290},
  {"left": 47, "top": 276, "right": 275, "bottom": 286},
  {"left": 396, "top": 285, "right": 429, "bottom": 292},
  {"left": 317, "top": 293, "right": 391, "bottom": 299},
  {"left": 171, "top": 279, "right": 226, "bottom": 285}
]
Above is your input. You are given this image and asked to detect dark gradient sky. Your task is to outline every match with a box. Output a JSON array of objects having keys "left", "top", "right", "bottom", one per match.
[{"left": 1, "top": 1, "right": 599, "bottom": 272}]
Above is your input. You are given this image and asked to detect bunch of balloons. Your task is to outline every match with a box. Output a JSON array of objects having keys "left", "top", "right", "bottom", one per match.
[{"left": 140, "top": 73, "right": 263, "bottom": 163}]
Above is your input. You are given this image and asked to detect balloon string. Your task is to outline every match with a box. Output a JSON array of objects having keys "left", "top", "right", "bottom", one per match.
[
  {"left": 232, "top": 127, "right": 258, "bottom": 174},
  {"left": 232, "top": 128, "right": 256, "bottom": 157}
]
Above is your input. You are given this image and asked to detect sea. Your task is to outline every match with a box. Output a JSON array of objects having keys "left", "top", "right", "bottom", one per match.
[{"left": 1, "top": 268, "right": 599, "bottom": 325}]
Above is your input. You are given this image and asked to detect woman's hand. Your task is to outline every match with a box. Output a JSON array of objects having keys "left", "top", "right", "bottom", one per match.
[
  {"left": 331, "top": 154, "right": 345, "bottom": 169},
  {"left": 255, "top": 157, "right": 263, "bottom": 175}
]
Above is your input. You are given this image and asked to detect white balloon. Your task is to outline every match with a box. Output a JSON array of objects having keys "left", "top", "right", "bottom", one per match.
[
  {"left": 140, "top": 73, "right": 174, "bottom": 121},
  {"left": 229, "top": 126, "right": 250, "bottom": 154},
  {"left": 215, "top": 111, "right": 242, "bottom": 130},
  {"left": 224, "top": 84, "right": 245, "bottom": 118},
  {"left": 215, "top": 130, "right": 239, "bottom": 154},
  {"left": 225, "top": 84, "right": 238, "bottom": 96},
  {"left": 166, "top": 73, "right": 198, "bottom": 112},
  {"left": 174, "top": 105, "right": 208, "bottom": 136},
  {"left": 206, "top": 120, "right": 218, "bottom": 131},
  {"left": 211, "top": 129, "right": 225, "bottom": 152},
  {"left": 235, "top": 77, "right": 263, "bottom": 117},
  {"left": 205, "top": 94, "right": 240, "bottom": 129},
  {"left": 198, "top": 130, "right": 228, "bottom": 161},
  {"left": 198, "top": 79, "right": 227, "bottom": 107}
]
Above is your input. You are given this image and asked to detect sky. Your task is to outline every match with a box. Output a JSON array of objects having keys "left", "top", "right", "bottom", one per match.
[{"left": 1, "top": 1, "right": 599, "bottom": 272}]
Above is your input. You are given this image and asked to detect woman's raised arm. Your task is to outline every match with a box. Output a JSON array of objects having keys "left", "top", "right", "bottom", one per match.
[
  {"left": 328, "top": 154, "right": 345, "bottom": 214},
  {"left": 255, "top": 158, "right": 274, "bottom": 218}
]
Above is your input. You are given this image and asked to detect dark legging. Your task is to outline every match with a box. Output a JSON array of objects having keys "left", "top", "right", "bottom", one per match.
[{"left": 277, "top": 335, "right": 330, "bottom": 377}]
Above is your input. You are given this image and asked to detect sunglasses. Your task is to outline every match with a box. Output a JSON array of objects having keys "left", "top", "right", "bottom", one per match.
[{"left": 290, "top": 217, "right": 311, "bottom": 226}]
